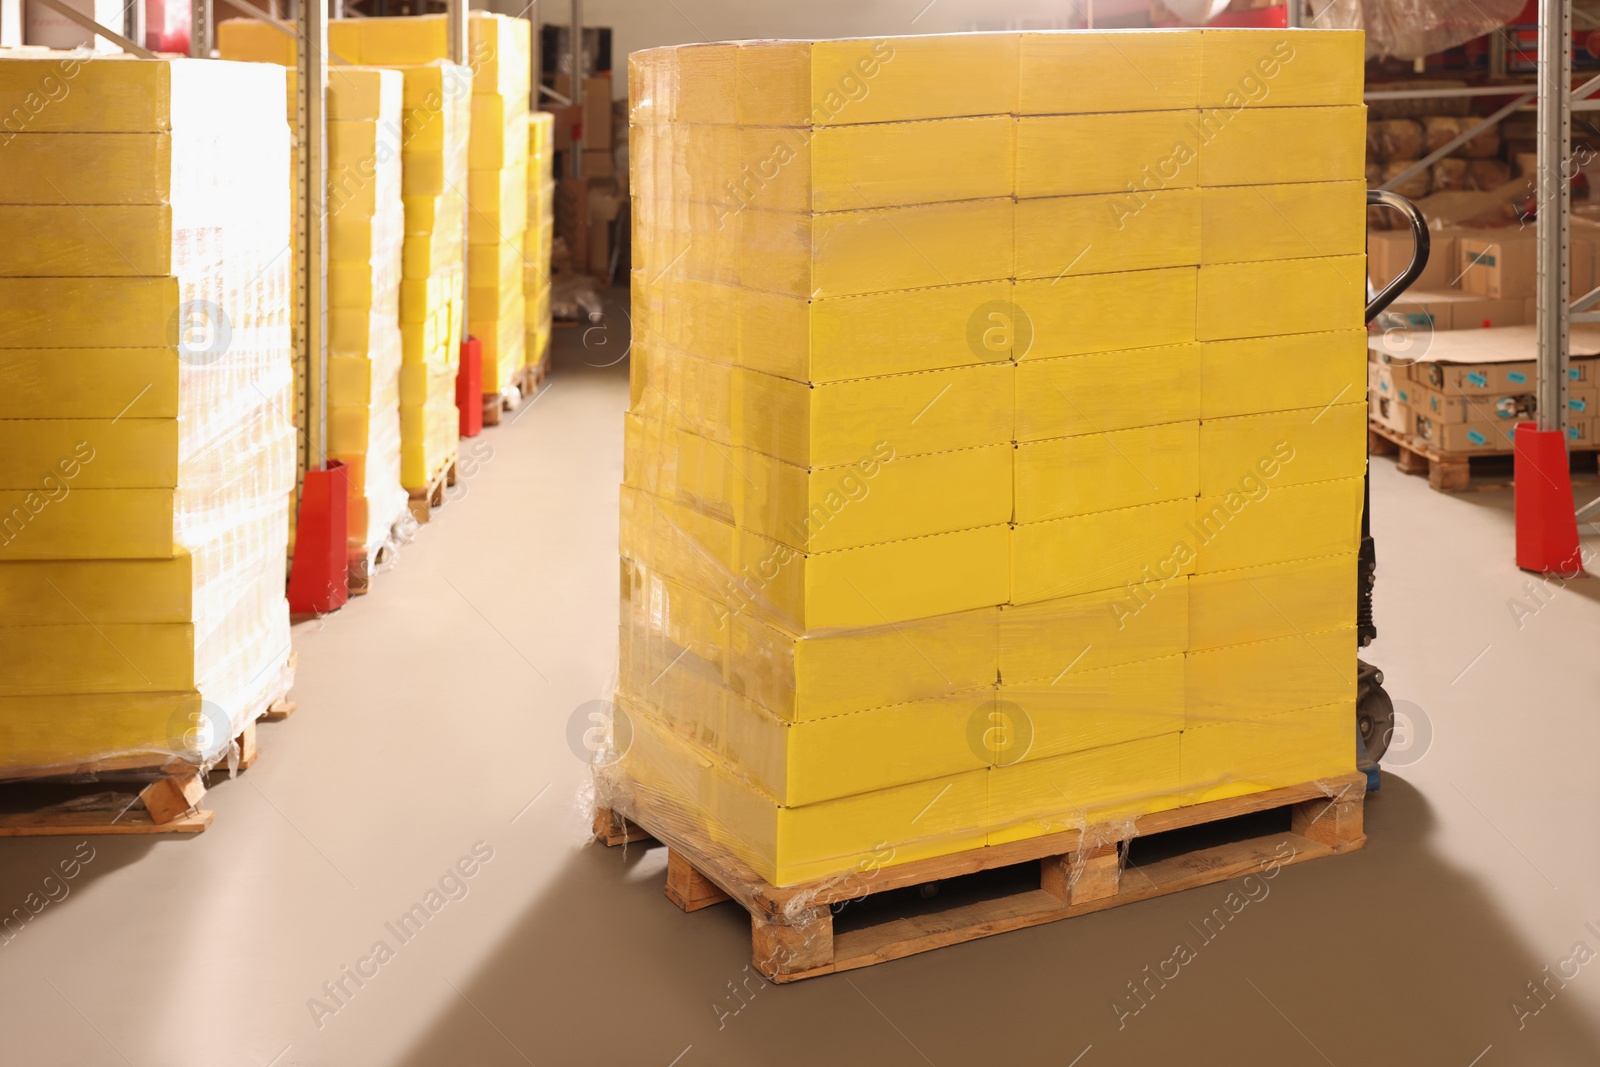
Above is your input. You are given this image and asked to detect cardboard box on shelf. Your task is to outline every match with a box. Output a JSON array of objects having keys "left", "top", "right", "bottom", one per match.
[
  {"left": 1452, "top": 231, "right": 1594, "bottom": 300},
  {"left": 1369, "top": 227, "right": 1459, "bottom": 292},
  {"left": 583, "top": 76, "right": 613, "bottom": 146},
  {"left": 582, "top": 148, "right": 615, "bottom": 178},
  {"left": 1410, "top": 414, "right": 1515, "bottom": 452},
  {"left": 1458, "top": 231, "right": 1536, "bottom": 299},
  {"left": 1369, "top": 391, "right": 1410, "bottom": 435},
  {"left": 1408, "top": 382, "right": 1537, "bottom": 425},
  {"left": 1383, "top": 290, "right": 1526, "bottom": 331}
]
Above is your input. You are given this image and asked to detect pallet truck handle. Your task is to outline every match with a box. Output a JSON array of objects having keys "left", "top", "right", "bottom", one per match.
[{"left": 1366, "top": 189, "right": 1430, "bottom": 324}]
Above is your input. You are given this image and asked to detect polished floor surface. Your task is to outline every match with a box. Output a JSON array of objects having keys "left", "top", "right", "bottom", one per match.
[{"left": 4, "top": 324, "right": 1600, "bottom": 1066}]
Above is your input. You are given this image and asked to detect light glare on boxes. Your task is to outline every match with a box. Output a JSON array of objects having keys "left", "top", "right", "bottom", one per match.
[
  {"left": 607, "top": 28, "right": 1368, "bottom": 887},
  {"left": 0, "top": 55, "right": 295, "bottom": 776}
]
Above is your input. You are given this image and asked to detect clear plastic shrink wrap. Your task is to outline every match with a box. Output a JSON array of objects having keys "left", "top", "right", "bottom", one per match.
[
  {"left": 0, "top": 55, "right": 296, "bottom": 776},
  {"left": 604, "top": 29, "right": 1370, "bottom": 888},
  {"left": 1306, "top": 0, "right": 1523, "bottom": 62}
]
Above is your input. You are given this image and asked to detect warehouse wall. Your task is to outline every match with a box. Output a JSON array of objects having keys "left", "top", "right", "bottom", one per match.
[{"left": 492, "top": 0, "right": 1155, "bottom": 96}]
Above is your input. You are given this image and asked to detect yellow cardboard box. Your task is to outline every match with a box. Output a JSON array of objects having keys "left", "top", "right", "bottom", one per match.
[
  {"left": 1192, "top": 476, "right": 1363, "bottom": 573},
  {"left": 1015, "top": 190, "right": 1201, "bottom": 279},
  {"left": 614, "top": 712, "right": 991, "bottom": 886},
  {"left": 0, "top": 420, "right": 176, "bottom": 489},
  {"left": 1199, "top": 30, "right": 1364, "bottom": 109},
  {"left": 738, "top": 198, "right": 1014, "bottom": 299},
  {"left": 999, "top": 655, "right": 1185, "bottom": 764},
  {"left": 988, "top": 732, "right": 1182, "bottom": 845},
  {"left": 1012, "top": 497, "right": 1196, "bottom": 604},
  {"left": 1186, "top": 626, "right": 1356, "bottom": 727},
  {"left": 1198, "top": 105, "right": 1366, "bottom": 187},
  {"left": 1019, "top": 267, "right": 1197, "bottom": 359},
  {"left": 0, "top": 349, "right": 179, "bottom": 419},
  {"left": 1200, "top": 329, "right": 1367, "bottom": 419},
  {"left": 1179, "top": 702, "right": 1353, "bottom": 806},
  {"left": 1197, "top": 256, "right": 1365, "bottom": 340},
  {"left": 1019, "top": 30, "right": 1200, "bottom": 113},
  {"left": 1015, "top": 343, "right": 1201, "bottom": 440},
  {"left": 0, "top": 206, "right": 172, "bottom": 277},
  {"left": 622, "top": 687, "right": 988, "bottom": 807},
  {"left": 998, "top": 581, "right": 1189, "bottom": 684},
  {"left": 1200, "top": 180, "right": 1365, "bottom": 264},
  {"left": 1015, "top": 421, "right": 1200, "bottom": 523},
  {"left": 1016, "top": 112, "right": 1199, "bottom": 198},
  {"left": 1188, "top": 553, "right": 1356, "bottom": 651},
  {"left": 1198, "top": 402, "right": 1367, "bottom": 492}
]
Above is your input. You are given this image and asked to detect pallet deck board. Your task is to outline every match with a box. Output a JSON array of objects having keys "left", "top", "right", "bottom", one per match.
[
  {"left": 597, "top": 770, "right": 1366, "bottom": 982},
  {"left": 0, "top": 790, "right": 214, "bottom": 837},
  {"left": 1370, "top": 419, "right": 1600, "bottom": 491}
]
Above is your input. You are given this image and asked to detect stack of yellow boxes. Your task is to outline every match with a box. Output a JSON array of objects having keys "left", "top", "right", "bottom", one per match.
[
  {"left": 319, "top": 13, "right": 532, "bottom": 407},
  {"left": 324, "top": 68, "right": 409, "bottom": 558},
  {"left": 524, "top": 112, "right": 555, "bottom": 376},
  {"left": 608, "top": 30, "right": 1369, "bottom": 888},
  {"left": 387, "top": 60, "right": 470, "bottom": 489},
  {"left": 0, "top": 56, "right": 295, "bottom": 775},
  {"left": 465, "top": 15, "right": 533, "bottom": 401},
  {"left": 218, "top": 18, "right": 477, "bottom": 492}
]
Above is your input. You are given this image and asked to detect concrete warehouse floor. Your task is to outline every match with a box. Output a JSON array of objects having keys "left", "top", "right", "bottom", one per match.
[{"left": 4, "top": 316, "right": 1600, "bottom": 1067}]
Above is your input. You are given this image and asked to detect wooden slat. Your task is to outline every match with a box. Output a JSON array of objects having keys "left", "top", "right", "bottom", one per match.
[
  {"left": 0, "top": 794, "right": 214, "bottom": 837},
  {"left": 781, "top": 833, "right": 1333, "bottom": 982}
]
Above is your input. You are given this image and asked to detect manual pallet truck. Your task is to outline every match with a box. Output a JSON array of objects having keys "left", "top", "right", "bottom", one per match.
[{"left": 1357, "top": 188, "right": 1431, "bottom": 789}]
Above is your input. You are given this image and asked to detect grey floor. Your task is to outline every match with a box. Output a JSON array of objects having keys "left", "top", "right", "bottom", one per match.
[{"left": 4, "top": 319, "right": 1600, "bottom": 1066}]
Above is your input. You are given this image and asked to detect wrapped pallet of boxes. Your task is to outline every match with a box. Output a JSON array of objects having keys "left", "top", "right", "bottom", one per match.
[
  {"left": 324, "top": 70, "right": 410, "bottom": 561},
  {"left": 390, "top": 62, "right": 470, "bottom": 491},
  {"left": 221, "top": 19, "right": 479, "bottom": 492},
  {"left": 217, "top": 25, "right": 412, "bottom": 546},
  {"left": 465, "top": 15, "right": 533, "bottom": 402},
  {"left": 0, "top": 55, "right": 295, "bottom": 775},
  {"left": 603, "top": 30, "right": 1367, "bottom": 896},
  {"left": 525, "top": 112, "right": 555, "bottom": 376},
  {"left": 323, "top": 13, "right": 533, "bottom": 407}
]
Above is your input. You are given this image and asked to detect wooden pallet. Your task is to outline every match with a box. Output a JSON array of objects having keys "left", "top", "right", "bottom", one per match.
[
  {"left": 406, "top": 454, "right": 459, "bottom": 524},
  {"left": 481, "top": 362, "right": 549, "bottom": 428},
  {"left": 0, "top": 788, "right": 214, "bottom": 837},
  {"left": 1369, "top": 420, "right": 1600, "bottom": 491},
  {"left": 597, "top": 771, "right": 1366, "bottom": 982},
  {"left": 347, "top": 537, "right": 396, "bottom": 597}
]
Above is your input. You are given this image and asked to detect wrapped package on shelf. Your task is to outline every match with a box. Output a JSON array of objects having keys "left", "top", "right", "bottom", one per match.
[
  {"left": 0, "top": 54, "right": 296, "bottom": 777},
  {"left": 600, "top": 28, "right": 1369, "bottom": 889},
  {"left": 524, "top": 112, "right": 555, "bottom": 373}
]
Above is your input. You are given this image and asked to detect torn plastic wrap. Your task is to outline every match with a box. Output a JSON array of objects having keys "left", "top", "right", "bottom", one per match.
[
  {"left": 0, "top": 55, "right": 296, "bottom": 779},
  {"left": 599, "top": 29, "right": 1369, "bottom": 889},
  {"left": 1308, "top": 0, "right": 1523, "bottom": 62}
]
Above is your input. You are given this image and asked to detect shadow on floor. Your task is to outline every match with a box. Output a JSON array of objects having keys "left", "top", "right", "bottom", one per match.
[{"left": 390, "top": 776, "right": 1600, "bottom": 1066}]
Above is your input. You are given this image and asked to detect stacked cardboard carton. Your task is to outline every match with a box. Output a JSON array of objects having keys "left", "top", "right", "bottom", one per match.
[
  {"left": 0, "top": 56, "right": 295, "bottom": 775},
  {"left": 1371, "top": 334, "right": 1600, "bottom": 451},
  {"left": 608, "top": 30, "right": 1367, "bottom": 887},
  {"left": 525, "top": 112, "right": 555, "bottom": 374}
]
